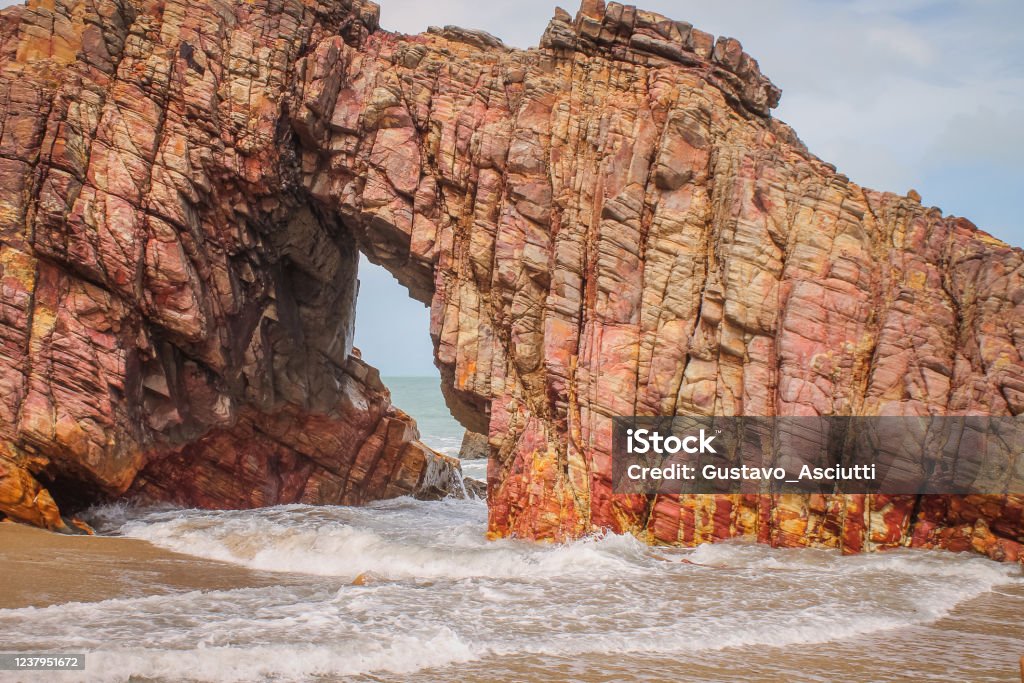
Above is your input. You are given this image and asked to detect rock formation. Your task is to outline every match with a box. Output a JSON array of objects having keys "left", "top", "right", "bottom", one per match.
[
  {"left": 0, "top": 0, "right": 459, "bottom": 531},
  {"left": 0, "top": 0, "right": 1021, "bottom": 561},
  {"left": 458, "top": 431, "right": 489, "bottom": 460}
]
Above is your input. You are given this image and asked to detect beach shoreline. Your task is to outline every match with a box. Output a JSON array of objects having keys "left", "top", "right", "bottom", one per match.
[
  {"left": 0, "top": 522, "right": 288, "bottom": 610},
  {"left": 2, "top": 502, "right": 1024, "bottom": 682}
]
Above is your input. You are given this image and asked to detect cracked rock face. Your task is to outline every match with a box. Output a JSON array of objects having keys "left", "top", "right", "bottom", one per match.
[
  {"left": 0, "top": 0, "right": 457, "bottom": 529},
  {"left": 0, "top": 0, "right": 1021, "bottom": 561}
]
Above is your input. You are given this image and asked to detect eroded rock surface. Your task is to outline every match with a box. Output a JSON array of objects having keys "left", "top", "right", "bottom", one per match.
[
  {"left": 0, "top": 0, "right": 458, "bottom": 528},
  {"left": 458, "top": 431, "right": 490, "bottom": 460},
  {"left": 0, "top": 0, "right": 1021, "bottom": 561}
]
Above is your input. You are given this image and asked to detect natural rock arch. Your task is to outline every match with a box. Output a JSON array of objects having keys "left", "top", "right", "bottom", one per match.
[{"left": 0, "top": 0, "right": 1022, "bottom": 561}]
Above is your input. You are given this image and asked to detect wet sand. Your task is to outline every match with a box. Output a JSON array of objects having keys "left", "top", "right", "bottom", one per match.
[
  {"left": 0, "top": 522, "right": 291, "bottom": 609},
  {"left": 2, "top": 506, "right": 1023, "bottom": 682}
]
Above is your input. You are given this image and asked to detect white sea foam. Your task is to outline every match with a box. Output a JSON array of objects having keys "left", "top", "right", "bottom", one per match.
[
  {"left": 458, "top": 458, "right": 487, "bottom": 481},
  {"left": 115, "top": 500, "right": 650, "bottom": 581},
  {"left": 80, "top": 638, "right": 473, "bottom": 683},
  {"left": 3, "top": 498, "right": 1020, "bottom": 683}
]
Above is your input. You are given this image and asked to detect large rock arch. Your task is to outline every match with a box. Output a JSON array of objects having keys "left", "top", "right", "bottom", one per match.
[{"left": 0, "top": 0, "right": 1021, "bottom": 561}]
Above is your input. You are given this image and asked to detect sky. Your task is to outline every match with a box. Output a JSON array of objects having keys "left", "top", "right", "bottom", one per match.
[
  {"left": 1, "top": 0, "right": 1019, "bottom": 376},
  {"left": 355, "top": 256, "right": 438, "bottom": 375}
]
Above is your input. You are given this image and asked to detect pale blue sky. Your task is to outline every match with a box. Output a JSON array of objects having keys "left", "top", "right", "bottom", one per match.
[
  {"left": 1, "top": 0, "right": 1019, "bottom": 376},
  {"left": 355, "top": 256, "right": 438, "bottom": 375}
]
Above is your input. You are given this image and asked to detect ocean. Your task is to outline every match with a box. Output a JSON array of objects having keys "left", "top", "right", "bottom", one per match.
[
  {"left": 2, "top": 379, "right": 1023, "bottom": 682},
  {"left": 384, "top": 376, "right": 487, "bottom": 481},
  {"left": 1, "top": 499, "right": 1023, "bottom": 682}
]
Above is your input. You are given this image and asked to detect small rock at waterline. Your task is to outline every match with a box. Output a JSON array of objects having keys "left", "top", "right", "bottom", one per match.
[{"left": 459, "top": 431, "right": 490, "bottom": 460}]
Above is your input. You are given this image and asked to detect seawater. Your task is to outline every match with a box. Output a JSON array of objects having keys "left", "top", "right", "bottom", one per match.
[
  {"left": 1, "top": 499, "right": 1022, "bottom": 682},
  {"left": 2, "top": 381, "right": 1023, "bottom": 682},
  {"left": 383, "top": 376, "right": 463, "bottom": 456},
  {"left": 384, "top": 376, "right": 487, "bottom": 480}
]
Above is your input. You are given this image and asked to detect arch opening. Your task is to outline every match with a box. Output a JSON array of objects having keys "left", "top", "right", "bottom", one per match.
[{"left": 353, "top": 256, "right": 489, "bottom": 481}]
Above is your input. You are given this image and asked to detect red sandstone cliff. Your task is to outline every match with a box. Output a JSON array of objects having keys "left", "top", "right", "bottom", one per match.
[
  {"left": 0, "top": 0, "right": 458, "bottom": 530},
  {"left": 0, "top": 0, "right": 1021, "bottom": 560}
]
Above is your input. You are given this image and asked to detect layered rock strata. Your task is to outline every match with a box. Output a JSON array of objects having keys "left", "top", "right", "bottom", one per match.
[
  {"left": 0, "top": 0, "right": 457, "bottom": 530},
  {"left": 0, "top": 0, "right": 1021, "bottom": 562}
]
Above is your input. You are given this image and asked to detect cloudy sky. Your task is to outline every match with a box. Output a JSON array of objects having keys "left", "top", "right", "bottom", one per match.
[{"left": 2, "top": 0, "right": 1019, "bottom": 375}]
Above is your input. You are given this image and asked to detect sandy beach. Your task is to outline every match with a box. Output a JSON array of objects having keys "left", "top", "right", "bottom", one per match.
[
  {"left": 2, "top": 501, "right": 1023, "bottom": 682},
  {"left": 0, "top": 522, "right": 291, "bottom": 610}
]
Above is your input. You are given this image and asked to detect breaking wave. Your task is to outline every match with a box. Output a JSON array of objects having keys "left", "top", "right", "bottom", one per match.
[{"left": 1, "top": 497, "right": 1020, "bottom": 683}]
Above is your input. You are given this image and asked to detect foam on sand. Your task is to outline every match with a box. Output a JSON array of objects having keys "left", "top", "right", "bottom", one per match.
[{"left": 0, "top": 497, "right": 1020, "bottom": 683}]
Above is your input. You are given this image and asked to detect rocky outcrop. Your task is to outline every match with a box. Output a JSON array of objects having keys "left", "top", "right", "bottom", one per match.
[
  {"left": 0, "top": 0, "right": 1021, "bottom": 561},
  {"left": 0, "top": 0, "right": 458, "bottom": 529},
  {"left": 293, "top": 0, "right": 1024, "bottom": 562},
  {"left": 126, "top": 353, "right": 461, "bottom": 510},
  {"left": 459, "top": 431, "right": 490, "bottom": 460}
]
